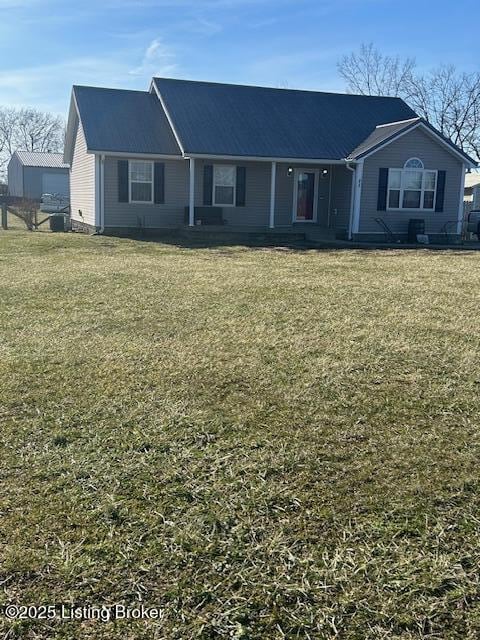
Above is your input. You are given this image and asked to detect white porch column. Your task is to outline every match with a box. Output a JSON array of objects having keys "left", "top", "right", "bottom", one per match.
[
  {"left": 189, "top": 157, "right": 195, "bottom": 227},
  {"left": 352, "top": 160, "right": 364, "bottom": 236},
  {"left": 457, "top": 165, "right": 467, "bottom": 236},
  {"left": 269, "top": 161, "right": 277, "bottom": 229}
]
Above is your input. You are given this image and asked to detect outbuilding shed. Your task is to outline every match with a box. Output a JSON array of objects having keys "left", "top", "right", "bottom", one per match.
[{"left": 7, "top": 151, "right": 69, "bottom": 200}]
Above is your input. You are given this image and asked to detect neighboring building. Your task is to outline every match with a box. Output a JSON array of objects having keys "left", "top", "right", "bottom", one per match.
[
  {"left": 7, "top": 151, "right": 70, "bottom": 200},
  {"left": 64, "top": 78, "right": 477, "bottom": 242},
  {"left": 465, "top": 172, "right": 480, "bottom": 210},
  {"left": 475, "top": 185, "right": 480, "bottom": 210}
]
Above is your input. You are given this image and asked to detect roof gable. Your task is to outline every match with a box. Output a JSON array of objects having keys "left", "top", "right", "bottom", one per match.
[
  {"left": 71, "top": 85, "right": 182, "bottom": 157},
  {"left": 347, "top": 118, "right": 420, "bottom": 160},
  {"left": 348, "top": 117, "right": 477, "bottom": 166},
  {"left": 152, "top": 78, "right": 418, "bottom": 160}
]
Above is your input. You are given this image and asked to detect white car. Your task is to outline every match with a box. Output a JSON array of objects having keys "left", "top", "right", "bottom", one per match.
[{"left": 40, "top": 193, "right": 70, "bottom": 214}]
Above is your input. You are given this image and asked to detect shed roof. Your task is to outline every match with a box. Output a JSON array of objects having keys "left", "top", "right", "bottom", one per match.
[
  {"left": 15, "top": 151, "right": 69, "bottom": 169},
  {"left": 152, "top": 78, "right": 419, "bottom": 160},
  {"left": 73, "top": 85, "right": 182, "bottom": 156}
]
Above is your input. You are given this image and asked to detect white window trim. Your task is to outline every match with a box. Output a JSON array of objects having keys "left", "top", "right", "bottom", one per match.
[
  {"left": 292, "top": 168, "right": 320, "bottom": 223},
  {"left": 128, "top": 159, "right": 154, "bottom": 204},
  {"left": 213, "top": 164, "right": 237, "bottom": 207},
  {"left": 387, "top": 167, "right": 438, "bottom": 212},
  {"left": 404, "top": 157, "right": 424, "bottom": 169}
]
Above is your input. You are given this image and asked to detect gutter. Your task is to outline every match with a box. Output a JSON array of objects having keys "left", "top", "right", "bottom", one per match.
[{"left": 186, "top": 153, "right": 348, "bottom": 165}]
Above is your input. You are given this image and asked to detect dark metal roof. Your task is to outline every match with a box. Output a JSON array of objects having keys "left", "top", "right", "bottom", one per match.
[
  {"left": 15, "top": 151, "right": 69, "bottom": 168},
  {"left": 153, "top": 78, "right": 419, "bottom": 160},
  {"left": 348, "top": 116, "right": 477, "bottom": 165},
  {"left": 73, "top": 85, "right": 182, "bottom": 156},
  {"left": 347, "top": 118, "right": 420, "bottom": 159}
]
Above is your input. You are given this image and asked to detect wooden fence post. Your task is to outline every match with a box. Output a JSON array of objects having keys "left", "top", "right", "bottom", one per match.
[{"left": 1, "top": 203, "right": 7, "bottom": 230}]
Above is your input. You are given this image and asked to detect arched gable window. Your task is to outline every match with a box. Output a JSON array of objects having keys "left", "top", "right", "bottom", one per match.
[
  {"left": 404, "top": 158, "right": 424, "bottom": 170},
  {"left": 387, "top": 158, "right": 437, "bottom": 210}
]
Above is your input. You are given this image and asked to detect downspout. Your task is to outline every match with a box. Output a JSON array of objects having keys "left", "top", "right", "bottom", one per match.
[
  {"left": 93, "top": 154, "right": 104, "bottom": 236},
  {"left": 346, "top": 162, "right": 356, "bottom": 240},
  {"left": 99, "top": 154, "right": 105, "bottom": 234}
]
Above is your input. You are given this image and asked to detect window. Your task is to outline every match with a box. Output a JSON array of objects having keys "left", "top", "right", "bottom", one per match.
[
  {"left": 213, "top": 165, "right": 236, "bottom": 206},
  {"left": 129, "top": 160, "right": 153, "bottom": 203},
  {"left": 404, "top": 158, "right": 424, "bottom": 169},
  {"left": 387, "top": 159, "right": 437, "bottom": 211}
]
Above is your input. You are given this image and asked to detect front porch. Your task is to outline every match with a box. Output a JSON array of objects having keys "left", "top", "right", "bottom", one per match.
[{"left": 185, "top": 158, "right": 354, "bottom": 239}]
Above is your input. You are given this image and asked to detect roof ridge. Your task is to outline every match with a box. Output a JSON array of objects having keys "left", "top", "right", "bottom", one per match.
[
  {"left": 17, "top": 150, "right": 63, "bottom": 155},
  {"left": 376, "top": 117, "right": 421, "bottom": 129},
  {"left": 153, "top": 77, "right": 410, "bottom": 101},
  {"left": 74, "top": 85, "right": 149, "bottom": 95}
]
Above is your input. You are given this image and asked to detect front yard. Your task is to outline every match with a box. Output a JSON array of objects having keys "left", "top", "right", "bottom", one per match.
[{"left": 1, "top": 229, "right": 480, "bottom": 639}]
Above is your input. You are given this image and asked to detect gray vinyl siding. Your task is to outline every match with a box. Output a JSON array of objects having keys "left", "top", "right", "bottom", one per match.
[
  {"left": 70, "top": 122, "right": 96, "bottom": 226},
  {"left": 7, "top": 153, "right": 23, "bottom": 196},
  {"left": 359, "top": 127, "right": 463, "bottom": 236},
  {"left": 274, "top": 162, "right": 328, "bottom": 227},
  {"left": 104, "top": 157, "right": 188, "bottom": 228},
  {"left": 274, "top": 163, "right": 351, "bottom": 230},
  {"left": 330, "top": 165, "right": 353, "bottom": 233},
  {"left": 23, "top": 166, "right": 69, "bottom": 200},
  {"left": 102, "top": 156, "right": 351, "bottom": 231},
  {"left": 195, "top": 159, "right": 271, "bottom": 227},
  {"left": 274, "top": 163, "right": 294, "bottom": 226}
]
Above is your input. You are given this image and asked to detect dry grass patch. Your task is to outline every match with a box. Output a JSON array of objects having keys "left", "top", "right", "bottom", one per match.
[{"left": 1, "top": 229, "right": 480, "bottom": 638}]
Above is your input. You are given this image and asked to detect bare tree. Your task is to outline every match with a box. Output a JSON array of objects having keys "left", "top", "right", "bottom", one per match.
[
  {"left": 407, "top": 67, "right": 480, "bottom": 161},
  {"left": 0, "top": 107, "right": 20, "bottom": 171},
  {"left": 15, "top": 108, "right": 64, "bottom": 153},
  {"left": 338, "top": 44, "right": 480, "bottom": 161},
  {"left": 0, "top": 106, "right": 65, "bottom": 179},
  {"left": 338, "top": 43, "right": 416, "bottom": 98}
]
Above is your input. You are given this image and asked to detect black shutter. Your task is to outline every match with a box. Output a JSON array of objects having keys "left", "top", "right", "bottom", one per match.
[
  {"left": 118, "top": 160, "right": 129, "bottom": 202},
  {"left": 435, "top": 170, "right": 446, "bottom": 212},
  {"left": 236, "top": 166, "right": 246, "bottom": 207},
  {"left": 154, "top": 162, "right": 165, "bottom": 204},
  {"left": 377, "top": 168, "right": 389, "bottom": 211},
  {"left": 203, "top": 165, "right": 213, "bottom": 205}
]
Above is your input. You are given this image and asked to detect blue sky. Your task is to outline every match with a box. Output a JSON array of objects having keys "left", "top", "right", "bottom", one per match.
[{"left": 0, "top": 0, "right": 477, "bottom": 118}]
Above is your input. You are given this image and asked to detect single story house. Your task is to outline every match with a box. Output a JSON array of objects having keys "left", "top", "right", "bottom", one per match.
[
  {"left": 7, "top": 151, "right": 70, "bottom": 200},
  {"left": 64, "top": 78, "right": 477, "bottom": 242}
]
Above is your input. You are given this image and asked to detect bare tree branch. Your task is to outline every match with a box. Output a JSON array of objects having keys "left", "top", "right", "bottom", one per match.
[
  {"left": 338, "top": 43, "right": 416, "bottom": 98},
  {"left": 338, "top": 44, "right": 480, "bottom": 161},
  {"left": 0, "top": 106, "right": 65, "bottom": 180}
]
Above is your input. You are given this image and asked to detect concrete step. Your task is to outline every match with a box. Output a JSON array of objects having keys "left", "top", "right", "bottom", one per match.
[
  {"left": 178, "top": 229, "right": 306, "bottom": 245},
  {"left": 302, "top": 227, "right": 337, "bottom": 241}
]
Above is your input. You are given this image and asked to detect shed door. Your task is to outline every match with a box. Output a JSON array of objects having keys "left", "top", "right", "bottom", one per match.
[{"left": 42, "top": 172, "right": 69, "bottom": 196}]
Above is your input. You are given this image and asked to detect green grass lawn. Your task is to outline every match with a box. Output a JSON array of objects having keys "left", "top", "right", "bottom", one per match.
[{"left": 1, "top": 228, "right": 480, "bottom": 639}]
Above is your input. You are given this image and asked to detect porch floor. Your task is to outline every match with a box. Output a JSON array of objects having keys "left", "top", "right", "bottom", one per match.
[
  {"left": 171, "top": 229, "right": 480, "bottom": 251},
  {"left": 181, "top": 224, "right": 337, "bottom": 241}
]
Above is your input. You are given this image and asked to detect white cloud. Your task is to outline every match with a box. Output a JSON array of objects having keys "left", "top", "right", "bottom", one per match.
[
  {"left": 0, "top": 50, "right": 167, "bottom": 114},
  {"left": 184, "top": 17, "right": 222, "bottom": 37},
  {"left": 0, "top": 28, "right": 180, "bottom": 113},
  {"left": 129, "top": 37, "right": 178, "bottom": 77}
]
